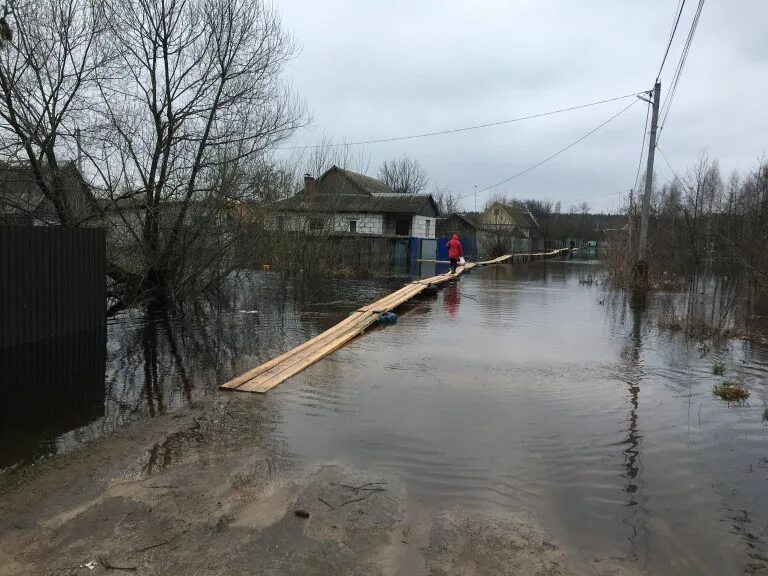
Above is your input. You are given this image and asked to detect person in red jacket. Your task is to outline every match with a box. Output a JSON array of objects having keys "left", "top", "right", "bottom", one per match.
[{"left": 446, "top": 233, "right": 463, "bottom": 274}]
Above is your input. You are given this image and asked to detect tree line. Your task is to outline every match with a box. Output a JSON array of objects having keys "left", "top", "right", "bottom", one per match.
[{"left": 611, "top": 153, "right": 768, "bottom": 297}]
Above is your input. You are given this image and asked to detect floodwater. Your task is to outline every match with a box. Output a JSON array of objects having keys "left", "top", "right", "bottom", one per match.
[{"left": 2, "top": 262, "right": 768, "bottom": 575}]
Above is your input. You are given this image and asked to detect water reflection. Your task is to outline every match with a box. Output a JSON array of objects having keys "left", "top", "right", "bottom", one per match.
[
  {"left": 2, "top": 263, "right": 768, "bottom": 575},
  {"left": 618, "top": 289, "right": 649, "bottom": 566},
  {"left": 1, "top": 273, "right": 400, "bottom": 470},
  {"left": 0, "top": 327, "right": 106, "bottom": 468}
]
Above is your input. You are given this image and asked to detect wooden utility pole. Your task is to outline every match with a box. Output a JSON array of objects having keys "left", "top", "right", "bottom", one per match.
[{"left": 637, "top": 82, "right": 661, "bottom": 265}]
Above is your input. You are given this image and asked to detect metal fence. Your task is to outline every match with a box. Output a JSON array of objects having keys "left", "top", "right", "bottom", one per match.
[{"left": 0, "top": 225, "right": 105, "bottom": 347}]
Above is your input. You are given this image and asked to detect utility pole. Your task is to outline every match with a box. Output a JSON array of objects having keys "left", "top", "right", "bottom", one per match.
[
  {"left": 628, "top": 188, "right": 634, "bottom": 256},
  {"left": 474, "top": 185, "right": 477, "bottom": 212},
  {"left": 637, "top": 82, "right": 661, "bottom": 266}
]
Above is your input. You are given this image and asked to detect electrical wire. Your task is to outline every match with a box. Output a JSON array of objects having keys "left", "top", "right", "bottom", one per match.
[
  {"left": 457, "top": 98, "right": 639, "bottom": 201},
  {"left": 656, "top": 0, "right": 687, "bottom": 81},
  {"left": 278, "top": 91, "right": 647, "bottom": 150},
  {"left": 562, "top": 189, "right": 628, "bottom": 208},
  {"left": 656, "top": 145, "right": 685, "bottom": 185},
  {"left": 657, "top": 0, "right": 706, "bottom": 144},
  {"left": 632, "top": 98, "right": 651, "bottom": 193}
]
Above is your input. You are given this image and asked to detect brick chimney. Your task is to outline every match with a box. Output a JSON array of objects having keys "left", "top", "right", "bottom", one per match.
[{"left": 303, "top": 173, "right": 316, "bottom": 200}]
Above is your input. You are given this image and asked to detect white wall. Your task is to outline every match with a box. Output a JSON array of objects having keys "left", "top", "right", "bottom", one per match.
[
  {"left": 266, "top": 212, "right": 435, "bottom": 238},
  {"left": 266, "top": 212, "right": 384, "bottom": 235},
  {"left": 331, "top": 213, "right": 383, "bottom": 235},
  {"left": 411, "top": 215, "right": 436, "bottom": 239}
]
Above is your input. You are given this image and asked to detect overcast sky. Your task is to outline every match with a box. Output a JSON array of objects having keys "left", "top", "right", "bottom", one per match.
[{"left": 276, "top": 0, "right": 768, "bottom": 213}]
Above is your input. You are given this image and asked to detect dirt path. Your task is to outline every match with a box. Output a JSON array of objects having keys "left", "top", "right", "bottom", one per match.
[{"left": 0, "top": 397, "right": 640, "bottom": 575}]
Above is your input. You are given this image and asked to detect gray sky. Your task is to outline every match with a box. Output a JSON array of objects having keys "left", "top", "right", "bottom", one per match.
[{"left": 277, "top": 0, "right": 768, "bottom": 213}]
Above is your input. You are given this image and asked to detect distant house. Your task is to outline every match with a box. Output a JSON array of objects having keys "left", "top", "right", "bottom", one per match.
[
  {"left": 269, "top": 166, "right": 439, "bottom": 239},
  {"left": 479, "top": 201, "right": 540, "bottom": 255},
  {"left": 0, "top": 163, "right": 95, "bottom": 226},
  {"left": 437, "top": 213, "right": 478, "bottom": 239}
]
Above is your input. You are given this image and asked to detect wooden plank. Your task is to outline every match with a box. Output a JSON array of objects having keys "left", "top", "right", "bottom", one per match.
[
  {"left": 358, "top": 284, "right": 415, "bottom": 312},
  {"left": 221, "top": 259, "right": 479, "bottom": 394},
  {"left": 226, "top": 311, "right": 377, "bottom": 391},
  {"left": 238, "top": 314, "right": 380, "bottom": 393},
  {"left": 220, "top": 310, "right": 371, "bottom": 389}
]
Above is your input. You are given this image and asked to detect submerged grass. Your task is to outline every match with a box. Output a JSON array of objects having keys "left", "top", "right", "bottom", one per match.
[
  {"left": 763, "top": 403, "right": 768, "bottom": 423},
  {"left": 712, "top": 381, "right": 751, "bottom": 403},
  {"left": 658, "top": 309, "right": 753, "bottom": 341},
  {"left": 713, "top": 363, "right": 726, "bottom": 376}
]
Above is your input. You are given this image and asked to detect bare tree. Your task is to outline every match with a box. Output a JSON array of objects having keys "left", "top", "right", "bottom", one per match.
[
  {"left": 522, "top": 198, "right": 560, "bottom": 251},
  {"left": 433, "top": 185, "right": 460, "bottom": 216},
  {"left": 89, "top": 0, "right": 306, "bottom": 299},
  {"left": 282, "top": 134, "right": 371, "bottom": 190},
  {"left": 0, "top": 0, "right": 108, "bottom": 224},
  {"left": 378, "top": 155, "right": 429, "bottom": 194}
]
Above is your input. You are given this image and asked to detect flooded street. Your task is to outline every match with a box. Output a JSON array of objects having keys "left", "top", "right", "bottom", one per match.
[
  {"left": 2, "top": 262, "right": 768, "bottom": 575},
  {"left": 273, "top": 263, "right": 768, "bottom": 575}
]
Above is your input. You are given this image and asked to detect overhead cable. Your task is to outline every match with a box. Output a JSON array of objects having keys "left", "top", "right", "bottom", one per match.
[
  {"left": 656, "top": 0, "right": 687, "bottom": 81},
  {"left": 457, "top": 99, "right": 639, "bottom": 201},
  {"left": 279, "top": 91, "right": 647, "bottom": 150}
]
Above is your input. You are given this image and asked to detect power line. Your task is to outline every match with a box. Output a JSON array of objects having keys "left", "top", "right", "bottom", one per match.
[
  {"left": 632, "top": 98, "right": 651, "bottom": 193},
  {"left": 657, "top": 0, "right": 706, "bottom": 144},
  {"left": 656, "top": 145, "right": 685, "bottom": 185},
  {"left": 656, "top": 0, "right": 687, "bottom": 81},
  {"left": 562, "top": 189, "right": 628, "bottom": 208},
  {"left": 457, "top": 98, "right": 639, "bottom": 202},
  {"left": 278, "top": 91, "right": 647, "bottom": 150}
]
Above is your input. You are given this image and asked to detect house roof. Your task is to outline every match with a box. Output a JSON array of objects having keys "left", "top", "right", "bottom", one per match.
[
  {"left": 0, "top": 163, "right": 93, "bottom": 224},
  {"left": 486, "top": 201, "right": 539, "bottom": 230},
  {"left": 325, "top": 166, "right": 392, "bottom": 195},
  {"left": 277, "top": 166, "right": 439, "bottom": 216},
  {"left": 274, "top": 192, "right": 438, "bottom": 215},
  {"left": 453, "top": 213, "right": 478, "bottom": 228}
]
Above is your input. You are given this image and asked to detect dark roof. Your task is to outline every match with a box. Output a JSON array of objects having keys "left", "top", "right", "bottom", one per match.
[
  {"left": 327, "top": 166, "right": 392, "bottom": 195},
  {"left": 0, "top": 163, "right": 92, "bottom": 224},
  {"left": 279, "top": 166, "right": 439, "bottom": 216},
  {"left": 446, "top": 213, "right": 478, "bottom": 228},
  {"left": 274, "top": 192, "right": 438, "bottom": 215}
]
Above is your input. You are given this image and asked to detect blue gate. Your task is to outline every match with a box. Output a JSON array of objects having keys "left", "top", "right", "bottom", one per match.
[{"left": 436, "top": 235, "right": 477, "bottom": 261}]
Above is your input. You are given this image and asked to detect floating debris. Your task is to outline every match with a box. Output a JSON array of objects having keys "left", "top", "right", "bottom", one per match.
[{"left": 294, "top": 509, "right": 310, "bottom": 518}]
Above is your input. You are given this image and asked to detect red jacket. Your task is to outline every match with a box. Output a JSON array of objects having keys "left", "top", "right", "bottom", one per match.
[{"left": 446, "top": 234, "right": 463, "bottom": 260}]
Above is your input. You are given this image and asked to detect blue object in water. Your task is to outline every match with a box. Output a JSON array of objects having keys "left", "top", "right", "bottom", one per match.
[{"left": 378, "top": 312, "right": 398, "bottom": 325}]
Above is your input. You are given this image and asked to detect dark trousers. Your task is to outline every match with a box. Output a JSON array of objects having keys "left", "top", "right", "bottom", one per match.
[{"left": 450, "top": 258, "right": 458, "bottom": 274}]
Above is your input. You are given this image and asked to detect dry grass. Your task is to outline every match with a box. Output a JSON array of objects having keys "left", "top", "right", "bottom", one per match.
[
  {"left": 712, "top": 381, "right": 751, "bottom": 403},
  {"left": 658, "top": 309, "right": 752, "bottom": 341}
]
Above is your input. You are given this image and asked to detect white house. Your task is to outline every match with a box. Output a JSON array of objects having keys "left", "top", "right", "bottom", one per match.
[{"left": 269, "top": 166, "right": 440, "bottom": 239}]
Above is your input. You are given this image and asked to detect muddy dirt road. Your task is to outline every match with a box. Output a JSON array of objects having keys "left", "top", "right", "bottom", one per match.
[{"left": 0, "top": 396, "right": 638, "bottom": 576}]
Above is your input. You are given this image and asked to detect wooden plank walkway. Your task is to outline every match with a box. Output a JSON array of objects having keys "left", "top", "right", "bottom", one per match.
[
  {"left": 418, "top": 247, "right": 571, "bottom": 265},
  {"left": 221, "top": 262, "right": 477, "bottom": 394},
  {"left": 220, "top": 249, "right": 570, "bottom": 395}
]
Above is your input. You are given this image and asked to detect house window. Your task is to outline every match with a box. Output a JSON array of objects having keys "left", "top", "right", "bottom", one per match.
[
  {"left": 395, "top": 218, "right": 410, "bottom": 236},
  {"left": 349, "top": 219, "right": 357, "bottom": 233},
  {"left": 493, "top": 208, "right": 500, "bottom": 216},
  {"left": 309, "top": 217, "right": 324, "bottom": 231},
  {"left": 425, "top": 219, "right": 432, "bottom": 238}
]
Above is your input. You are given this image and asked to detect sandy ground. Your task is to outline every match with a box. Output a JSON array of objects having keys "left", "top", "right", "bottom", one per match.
[{"left": 0, "top": 396, "right": 641, "bottom": 576}]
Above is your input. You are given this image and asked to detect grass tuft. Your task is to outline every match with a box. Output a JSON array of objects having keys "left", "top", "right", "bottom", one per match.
[
  {"left": 712, "top": 381, "right": 750, "bottom": 403},
  {"left": 712, "top": 363, "right": 726, "bottom": 376}
]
